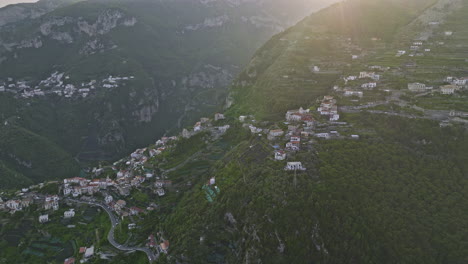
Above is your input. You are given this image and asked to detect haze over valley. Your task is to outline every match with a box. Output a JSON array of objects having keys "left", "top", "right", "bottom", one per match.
[{"left": 1, "top": 0, "right": 467, "bottom": 263}]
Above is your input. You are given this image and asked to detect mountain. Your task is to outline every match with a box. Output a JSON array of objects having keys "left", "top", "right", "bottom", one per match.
[
  {"left": 0, "top": 0, "right": 338, "bottom": 187},
  {"left": 1, "top": 0, "right": 468, "bottom": 263},
  {"left": 0, "top": 0, "right": 82, "bottom": 26},
  {"left": 156, "top": 0, "right": 468, "bottom": 263}
]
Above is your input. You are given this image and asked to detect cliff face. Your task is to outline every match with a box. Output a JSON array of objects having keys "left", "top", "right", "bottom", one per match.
[{"left": 0, "top": 0, "right": 82, "bottom": 27}]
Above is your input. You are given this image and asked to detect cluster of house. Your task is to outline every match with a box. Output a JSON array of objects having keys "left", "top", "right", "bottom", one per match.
[
  {"left": 396, "top": 40, "right": 432, "bottom": 57},
  {"left": 0, "top": 72, "right": 135, "bottom": 99},
  {"left": 0, "top": 192, "right": 61, "bottom": 214},
  {"left": 183, "top": 113, "right": 230, "bottom": 139},
  {"left": 317, "top": 96, "right": 340, "bottom": 121},
  {"left": 103, "top": 195, "right": 146, "bottom": 218},
  {"left": 38, "top": 209, "right": 74, "bottom": 226},
  {"left": 285, "top": 107, "right": 314, "bottom": 122},
  {"left": 155, "top": 179, "right": 173, "bottom": 196},
  {"left": 0, "top": 196, "right": 33, "bottom": 213},
  {"left": 63, "top": 177, "right": 115, "bottom": 197},
  {"left": 0, "top": 77, "right": 41, "bottom": 98},
  {"left": 440, "top": 76, "right": 468, "bottom": 94},
  {"left": 284, "top": 162, "right": 306, "bottom": 171},
  {"left": 102, "top": 75, "right": 134, "bottom": 89},
  {"left": 408, "top": 77, "right": 467, "bottom": 95},
  {"left": 340, "top": 70, "right": 382, "bottom": 97},
  {"left": 147, "top": 234, "right": 170, "bottom": 254},
  {"left": 269, "top": 110, "right": 311, "bottom": 171},
  {"left": 78, "top": 245, "right": 95, "bottom": 262},
  {"left": 408, "top": 82, "right": 433, "bottom": 93}
]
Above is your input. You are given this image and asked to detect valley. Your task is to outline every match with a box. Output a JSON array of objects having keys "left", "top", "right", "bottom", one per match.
[
  {"left": 0, "top": 0, "right": 337, "bottom": 188},
  {"left": 1, "top": 0, "right": 468, "bottom": 263}
]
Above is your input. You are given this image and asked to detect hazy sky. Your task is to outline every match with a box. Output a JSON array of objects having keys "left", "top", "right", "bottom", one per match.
[{"left": 0, "top": 0, "right": 38, "bottom": 8}]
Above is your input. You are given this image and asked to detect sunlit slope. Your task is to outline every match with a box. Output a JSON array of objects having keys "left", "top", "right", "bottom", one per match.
[{"left": 227, "top": 0, "right": 438, "bottom": 118}]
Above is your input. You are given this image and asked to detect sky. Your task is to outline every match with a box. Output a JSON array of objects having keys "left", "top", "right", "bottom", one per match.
[{"left": 0, "top": 0, "right": 38, "bottom": 8}]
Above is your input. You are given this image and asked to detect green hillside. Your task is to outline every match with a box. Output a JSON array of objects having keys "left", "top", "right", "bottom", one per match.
[
  {"left": 227, "top": 0, "right": 438, "bottom": 119},
  {"left": 1, "top": 0, "right": 468, "bottom": 263},
  {"left": 0, "top": 0, "right": 336, "bottom": 187},
  {"left": 0, "top": 121, "right": 80, "bottom": 186},
  {"left": 158, "top": 116, "right": 468, "bottom": 263}
]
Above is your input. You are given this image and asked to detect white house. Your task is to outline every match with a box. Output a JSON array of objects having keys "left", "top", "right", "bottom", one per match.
[
  {"left": 239, "top": 116, "right": 247, "bottom": 122},
  {"left": 440, "top": 85, "right": 456, "bottom": 95},
  {"left": 453, "top": 79, "right": 467, "bottom": 86},
  {"left": 408, "top": 83, "right": 427, "bottom": 92},
  {"left": 344, "top": 90, "right": 363, "bottom": 97},
  {"left": 285, "top": 107, "right": 310, "bottom": 122},
  {"left": 359, "top": 72, "right": 374, "bottom": 79},
  {"left": 286, "top": 142, "right": 300, "bottom": 151},
  {"left": 275, "top": 151, "right": 286, "bottom": 161},
  {"left": 361, "top": 82, "right": 377, "bottom": 89},
  {"left": 64, "top": 209, "right": 75, "bottom": 219},
  {"left": 156, "top": 188, "right": 166, "bottom": 197},
  {"left": 63, "top": 187, "right": 73, "bottom": 196},
  {"left": 344, "top": 76, "right": 357, "bottom": 81},
  {"left": 396, "top": 50, "right": 406, "bottom": 56},
  {"left": 290, "top": 136, "right": 301, "bottom": 142},
  {"left": 214, "top": 113, "right": 225, "bottom": 121},
  {"left": 84, "top": 246, "right": 94, "bottom": 258},
  {"left": 315, "top": 133, "right": 330, "bottom": 139},
  {"left": 39, "top": 214, "right": 49, "bottom": 223},
  {"left": 44, "top": 200, "right": 59, "bottom": 211},
  {"left": 330, "top": 114, "right": 340, "bottom": 121},
  {"left": 6, "top": 200, "right": 21, "bottom": 211},
  {"left": 268, "top": 129, "right": 283, "bottom": 138},
  {"left": 105, "top": 195, "right": 113, "bottom": 204},
  {"left": 445, "top": 31, "right": 453, "bottom": 36},
  {"left": 248, "top": 125, "right": 262, "bottom": 134},
  {"left": 209, "top": 177, "right": 216, "bottom": 185},
  {"left": 194, "top": 122, "right": 202, "bottom": 132},
  {"left": 285, "top": 162, "right": 306, "bottom": 171},
  {"left": 217, "top": 125, "right": 230, "bottom": 133}
]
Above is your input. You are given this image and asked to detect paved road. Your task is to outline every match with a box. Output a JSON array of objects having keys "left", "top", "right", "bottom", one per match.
[{"left": 67, "top": 199, "right": 158, "bottom": 263}]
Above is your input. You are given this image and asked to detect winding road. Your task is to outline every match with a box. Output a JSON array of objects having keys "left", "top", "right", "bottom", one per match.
[{"left": 67, "top": 199, "right": 158, "bottom": 263}]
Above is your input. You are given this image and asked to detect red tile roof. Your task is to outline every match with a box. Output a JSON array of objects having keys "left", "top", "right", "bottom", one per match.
[{"left": 64, "top": 258, "right": 75, "bottom": 264}]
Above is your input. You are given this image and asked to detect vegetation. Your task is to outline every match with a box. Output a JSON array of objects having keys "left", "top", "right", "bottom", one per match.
[
  {"left": 0, "top": 0, "right": 322, "bottom": 188},
  {"left": 2, "top": 0, "right": 468, "bottom": 263}
]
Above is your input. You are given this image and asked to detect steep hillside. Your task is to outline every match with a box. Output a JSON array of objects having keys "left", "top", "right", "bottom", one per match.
[
  {"left": 0, "top": 0, "right": 337, "bottom": 187},
  {"left": 1, "top": 0, "right": 467, "bottom": 263},
  {"left": 153, "top": 0, "right": 468, "bottom": 263},
  {"left": 158, "top": 118, "right": 468, "bottom": 264},
  {"left": 227, "top": 0, "right": 438, "bottom": 119}
]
